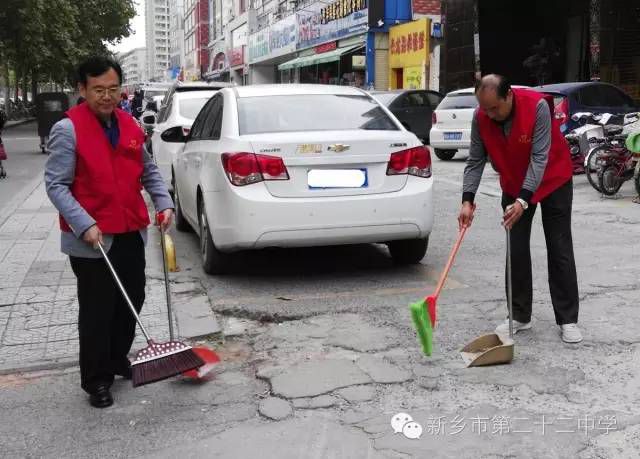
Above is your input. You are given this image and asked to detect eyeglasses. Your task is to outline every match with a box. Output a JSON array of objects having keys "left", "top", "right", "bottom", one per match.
[{"left": 91, "top": 86, "right": 121, "bottom": 98}]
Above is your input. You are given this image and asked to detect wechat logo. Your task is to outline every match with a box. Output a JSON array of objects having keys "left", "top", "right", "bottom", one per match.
[{"left": 391, "top": 412, "right": 423, "bottom": 440}]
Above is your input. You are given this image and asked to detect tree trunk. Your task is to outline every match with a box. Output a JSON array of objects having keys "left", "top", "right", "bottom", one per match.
[
  {"left": 2, "top": 63, "right": 11, "bottom": 118},
  {"left": 31, "top": 70, "right": 38, "bottom": 101}
]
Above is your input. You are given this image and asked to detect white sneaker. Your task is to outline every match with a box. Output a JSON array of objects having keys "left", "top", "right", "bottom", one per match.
[
  {"left": 495, "top": 319, "right": 532, "bottom": 335},
  {"left": 560, "top": 323, "right": 583, "bottom": 343}
]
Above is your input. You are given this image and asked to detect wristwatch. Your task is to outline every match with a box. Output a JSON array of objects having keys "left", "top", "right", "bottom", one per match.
[{"left": 516, "top": 198, "right": 529, "bottom": 210}]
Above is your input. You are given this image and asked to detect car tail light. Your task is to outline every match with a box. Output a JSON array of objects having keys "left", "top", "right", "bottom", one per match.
[
  {"left": 432, "top": 112, "right": 437, "bottom": 125},
  {"left": 555, "top": 98, "right": 569, "bottom": 132},
  {"left": 221, "top": 152, "right": 289, "bottom": 186},
  {"left": 386, "top": 146, "right": 432, "bottom": 178}
]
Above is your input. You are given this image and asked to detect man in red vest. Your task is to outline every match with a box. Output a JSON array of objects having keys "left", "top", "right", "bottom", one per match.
[
  {"left": 45, "top": 57, "right": 174, "bottom": 407},
  {"left": 458, "top": 74, "right": 581, "bottom": 344}
]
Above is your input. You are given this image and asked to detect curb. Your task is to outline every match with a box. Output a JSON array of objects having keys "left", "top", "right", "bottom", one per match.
[
  {"left": 0, "top": 358, "right": 77, "bottom": 376},
  {"left": 3, "top": 118, "right": 36, "bottom": 130}
]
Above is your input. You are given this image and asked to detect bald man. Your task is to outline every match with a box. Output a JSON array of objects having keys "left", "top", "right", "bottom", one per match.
[{"left": 458, "top": 74, "right": 581, "bottom": 344}]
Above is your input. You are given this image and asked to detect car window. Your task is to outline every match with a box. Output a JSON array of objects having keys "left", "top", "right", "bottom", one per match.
[
  {"left": 426, "top": 92, "right": 443, "bottom": 108},
  {"left": 178, "top": 97, "right": 211, "bottom": 120},
  {"left": 372, "top": 93, "right": 399, "bottom": 106},
  {"left": 202, "top": 95, "right": 223, "bottom": 140},
  {"left": 437, "top": 93, "right": 478, "bottom": 110},
  {"left": 404, "top": 92, "right": 426, "bottom": 107},
  {"left": 237, "top": 94, "right": 399, "bottom": 135},
  {"left": 188, "top": 97, "right": 216, "bottom": 141},
  {"left": 578, "top": 85, "right": 632, "bottom": 108},
  {"left": 158, "top": 98, "right": 173, "bottom": 123}
]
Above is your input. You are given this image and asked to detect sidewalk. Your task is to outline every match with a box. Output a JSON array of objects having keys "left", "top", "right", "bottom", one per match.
[
  {"left": 2, "top": 118, "right": 36, "bottom": 129},
  {"left": 0, "top": 178, "right": 220, "bottom": 374}
]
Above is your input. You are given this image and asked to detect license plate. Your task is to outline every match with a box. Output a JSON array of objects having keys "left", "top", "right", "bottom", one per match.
[
  {"left": 308, "top": 169, "right": 368, "bottom": 189},
  {"left": 444, "top": 132, "right": 462, "bottom": 141}
]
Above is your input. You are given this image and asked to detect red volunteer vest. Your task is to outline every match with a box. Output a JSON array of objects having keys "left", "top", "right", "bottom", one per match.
[
  {"left": 476, "top": 88, "right": 572, "bottom": 204},
  {"left": 59, "top": 103, "right": 150, "bottom": 233}
]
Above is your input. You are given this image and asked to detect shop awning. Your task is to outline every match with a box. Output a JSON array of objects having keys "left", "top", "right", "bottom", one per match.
[{"left": 278, "top": 45, "right": 363, "bottom": 71}]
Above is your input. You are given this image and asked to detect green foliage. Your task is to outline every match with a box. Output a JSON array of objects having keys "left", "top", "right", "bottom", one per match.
[{"left": 0, "top": 0, "right": 136, "bottom": 86}]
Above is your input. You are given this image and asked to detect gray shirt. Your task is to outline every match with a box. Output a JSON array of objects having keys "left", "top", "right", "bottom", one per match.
[
  {"left": 462, "top": 99, "right": 551, "bottom": 203},
  {"left": 44, "top": 117, "right": 174, "bottom": 258}
]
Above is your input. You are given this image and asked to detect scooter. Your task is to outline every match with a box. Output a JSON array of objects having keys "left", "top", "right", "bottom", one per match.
[{"left": 564, "top": 112, "right": 606, "bottom": 175}]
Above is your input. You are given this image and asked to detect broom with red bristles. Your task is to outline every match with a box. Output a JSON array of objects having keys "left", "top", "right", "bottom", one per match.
[
  {"left": 97, "top": 243, "right": 204, "bottom": 387},
  {"left": 157, "top": 213, "right": 220, "bottom": 380}
]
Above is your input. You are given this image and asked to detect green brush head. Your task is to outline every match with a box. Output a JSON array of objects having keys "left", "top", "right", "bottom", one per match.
[{"left": 410, "top": 300, "right": 433, "bottom": 356}]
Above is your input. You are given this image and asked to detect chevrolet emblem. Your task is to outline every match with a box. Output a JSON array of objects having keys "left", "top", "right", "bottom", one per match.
[{"left": 328, "top": 144, "right": 350, "bottom": 152}]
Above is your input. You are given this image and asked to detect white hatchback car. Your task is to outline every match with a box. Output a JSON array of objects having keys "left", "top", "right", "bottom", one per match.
[
  {"left": 429, "top": 87, "right": 477, "bottom": 160},
  {"left": 148, "top": 90, "right": 218, "bottom": 189},
  {"left": 172, "top": 85, "right": 434, "bottom": 274}
]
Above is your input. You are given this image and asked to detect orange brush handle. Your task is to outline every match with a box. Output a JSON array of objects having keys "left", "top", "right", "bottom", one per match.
[{"left": 429, "top": 225, "right": 468, "bottom": 302}]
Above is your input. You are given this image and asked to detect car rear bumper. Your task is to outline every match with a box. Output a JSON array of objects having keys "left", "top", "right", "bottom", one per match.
[
  {"left": 204, "top": 177, "right": 434, "bottom": 251},
  {"left": 429, "top": 127, "right": 471, "bottom": 149}
]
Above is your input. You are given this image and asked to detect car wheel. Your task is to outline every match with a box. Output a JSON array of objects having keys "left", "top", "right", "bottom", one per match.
[
  {"left": 388, "top": 237, "right": 429, "bottom": 265},
  {"left": 434, "top": 149, "right": 457, "bottom": 161},
  {"left": 198, "top": 198, "right": 230, "bottom": 274},
  {"left": 173, "top": 175, "right": 191, "bottom": 232}
]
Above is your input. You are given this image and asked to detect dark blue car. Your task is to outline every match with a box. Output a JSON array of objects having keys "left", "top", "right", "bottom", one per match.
[{"left": 533, "top": 82, "right": 639, "bottom": 133}]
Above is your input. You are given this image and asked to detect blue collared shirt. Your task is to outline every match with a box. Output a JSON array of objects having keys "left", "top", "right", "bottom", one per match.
[{"left": 44, "top": 113, "right": 174, "bottom": 258}]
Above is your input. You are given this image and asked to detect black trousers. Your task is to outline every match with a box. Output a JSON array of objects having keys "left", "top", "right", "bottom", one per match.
[
  {"left": 70, "top": 232, "right": 146, "bottom": 394},
  {"left": 501, "top": 179, "right": 579, "bottom": 325}
]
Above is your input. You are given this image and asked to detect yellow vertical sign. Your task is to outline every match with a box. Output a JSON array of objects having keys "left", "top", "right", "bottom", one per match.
[{"left": 388, "top": 18, "right": 430, "bottom": 89}]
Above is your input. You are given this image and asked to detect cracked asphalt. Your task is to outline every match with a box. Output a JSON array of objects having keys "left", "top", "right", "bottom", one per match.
[{"left": 1, "top": 128, "right": 640, "bottom": 458}]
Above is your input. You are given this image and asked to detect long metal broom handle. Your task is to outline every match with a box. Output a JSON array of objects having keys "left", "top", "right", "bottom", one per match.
[
  {"left": 506, "top": 227, "right": 514, "bottom": 339},
  {"left": 159, "top": 225, "right": 175, "bottom": 340},
  {"left": 97, "top": 242, "right": 152, "bottom": 342}
]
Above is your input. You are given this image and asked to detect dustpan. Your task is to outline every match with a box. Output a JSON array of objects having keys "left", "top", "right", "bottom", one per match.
[{"left": 460, "top": 227, "right": 514, "bottom": 367}]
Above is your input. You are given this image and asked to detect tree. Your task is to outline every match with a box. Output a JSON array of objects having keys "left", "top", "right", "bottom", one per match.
[{"left": 0, "top": 0, "right": 136, "bottom": 113}]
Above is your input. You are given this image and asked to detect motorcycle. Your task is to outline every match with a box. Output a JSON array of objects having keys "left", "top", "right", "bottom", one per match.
[{"left": 564, "top": 112, "right": 606, "bottom": 175}]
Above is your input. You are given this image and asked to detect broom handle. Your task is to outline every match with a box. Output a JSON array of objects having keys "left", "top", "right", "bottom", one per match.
[
  {"left": 506, "top": 227, "right": 514, "bottom": 339},
  {"left": 431, "top": 226, "right": 468, "bottom": 300},
  {"left": 97, "top": 242, "right": 152, "bottom": 343},
  {"left": 158, "top": 217, "right": 175, "bottom": 340}
]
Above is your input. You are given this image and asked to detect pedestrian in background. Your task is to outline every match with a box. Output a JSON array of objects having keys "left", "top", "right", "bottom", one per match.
[
  {"left": 44, "top": 56, "right": 174, "bottom": 408},
  {"left": 0, "top": 108, "right": 7, "bottom": 178},
  {"left": 131, "top": 89, "right": 144, "bottom": 120},
  {"left": 458, "top": 74, "right": 582, "bottom": 344},
  {"left": 119, "top": 92, "right": 131, "bottom": 113}
]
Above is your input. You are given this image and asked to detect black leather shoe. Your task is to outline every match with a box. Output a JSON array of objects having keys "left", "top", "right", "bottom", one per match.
[{"left": 89, "top": 385, "right": 113, "bottom": 408}]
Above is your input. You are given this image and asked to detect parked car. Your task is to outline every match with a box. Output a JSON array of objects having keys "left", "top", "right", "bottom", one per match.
[
  {"left": 371, "top": 90, "right": 443, "bottom": 144},
  {"left": 429, "top": 87, "right": 477, "bottom": 160},
  {"left": 532, "top": 81, "right": 640, "bottom": 134},
  {"left": 148, "top": 90, "right": 218, "bottom": 190},
  {"left": 171, "top": 84, "right": 434, "bottom": 273},
  {"left": 159, "top": 81, "right": 233, "bottom": 110}
]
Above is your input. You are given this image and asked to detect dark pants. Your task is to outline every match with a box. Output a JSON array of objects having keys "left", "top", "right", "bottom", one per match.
[
  {"left": 70, "top": 232, "right": 146, "bottom": 394},
  {"left": 501, "top": 179, "right": 579, "bottom": 325}
]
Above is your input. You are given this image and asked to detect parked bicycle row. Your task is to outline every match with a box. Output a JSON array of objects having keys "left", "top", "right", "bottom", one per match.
[{"left": 564, "top": 111, "right": 640, "bottom": 199}]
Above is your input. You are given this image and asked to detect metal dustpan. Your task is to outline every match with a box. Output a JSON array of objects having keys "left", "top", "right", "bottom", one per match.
[{"left": 460, "top": 228, "right": 515, "bottom": 367}]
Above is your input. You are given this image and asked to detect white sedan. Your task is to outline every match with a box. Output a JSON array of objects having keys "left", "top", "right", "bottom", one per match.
[
  {"left": 429, "top": 87, "right": 477, "bottom": 160},
  {"left": 172, "top": 85, "right": 434, "bottom": 274},
  {"left": 148, "top": 90, "right": 218, "bottom": 189}
]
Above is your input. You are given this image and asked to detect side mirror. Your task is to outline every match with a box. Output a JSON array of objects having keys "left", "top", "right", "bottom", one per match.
[
  {"left": 160, "top": 126, "right": 186, "bottom": 143},
  {"left": 142, "top": 114, "right": 156, "bottom": 126}
]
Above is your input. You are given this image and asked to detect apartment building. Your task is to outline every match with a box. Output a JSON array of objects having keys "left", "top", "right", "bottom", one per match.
[
  {"left": 184, "top": 0, "right": 210, "bottom": 80},
  {"left": 146, "top": 0, "right": 171, "bottom": 80},
  {"left": 118, "top": 47, "right": 148, "bottom": 87},
  {"left": 169, "top": 0, "right": 186, "bottom": 77}
]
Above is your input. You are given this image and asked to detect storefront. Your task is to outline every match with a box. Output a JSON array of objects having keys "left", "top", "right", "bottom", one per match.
[
  {"left": 441, "top": 0, "right": 640, "bottom": 98},
  {"left": 388, "top": 18, "right": 431, "bottom": 89},
  {"left": 246, "top": 15, "right": 298, "bottom": 84},
  {"left": 229, "top": 46, "right": 246, "bottom": 85},
  {"left": 278, "top": 39, "right": 366, "bottom": 86},
  {"left": 276, "top": 0, "right": 369, "bottom": 86}
]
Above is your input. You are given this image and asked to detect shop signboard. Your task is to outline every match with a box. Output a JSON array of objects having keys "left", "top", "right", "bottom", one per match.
[
  {"left": 248, "top": 27, "right": 270, "bottom": 63},
  {"left": 230, "top": 46, "right": 244, "bottom": 68},
  {"left": 297, "top": 0, "right": 368, "bottom": 50},
  {"left": 270, "top": 14, "right": 298, "bottom": 58},
  {"left": 389, "top": 18, "right": 430, "bottom": 69},
  {"left": 403, "top": 66, "right": 423, "bottom": 89}
]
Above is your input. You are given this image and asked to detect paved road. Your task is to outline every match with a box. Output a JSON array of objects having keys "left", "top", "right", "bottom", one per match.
[{"left": 1, "top": 139, "right": 639, "bottom": 458}]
